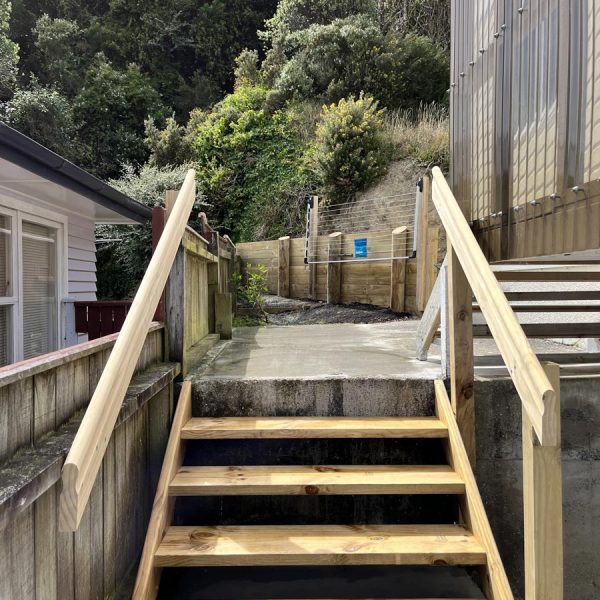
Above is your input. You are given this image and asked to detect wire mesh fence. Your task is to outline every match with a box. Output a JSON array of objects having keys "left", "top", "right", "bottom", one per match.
[{"left": 304, "top": 185, "right": 420, "bottom": 265}]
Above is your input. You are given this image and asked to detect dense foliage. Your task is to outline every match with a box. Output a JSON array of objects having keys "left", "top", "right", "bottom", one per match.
[
  {"left": 2, "top": 0, "right": 451, "bottom": 297},
  {"left": 2, "top": 0, "right": 277, "bottom": 177},
  {"left": 96, "top": 164, "right": 205, "bottom": 298}
]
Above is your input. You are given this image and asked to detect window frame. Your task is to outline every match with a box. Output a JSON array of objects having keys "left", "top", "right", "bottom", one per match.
[
  {"left": 0, "top": 206, "right": 19, "bottom": 365},
  {"left": 0, "top": 195, "right": 68, "bottom": 363}
]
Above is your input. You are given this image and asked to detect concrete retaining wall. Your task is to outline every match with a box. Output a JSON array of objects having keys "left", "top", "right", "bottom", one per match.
[{"left": 475, "top": 377, "right": 600, "bottom": 600}]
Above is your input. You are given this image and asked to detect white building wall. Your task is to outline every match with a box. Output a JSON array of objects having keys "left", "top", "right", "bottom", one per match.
[{"left": 66, "top": 213, "right": 97, "bottom": 301}]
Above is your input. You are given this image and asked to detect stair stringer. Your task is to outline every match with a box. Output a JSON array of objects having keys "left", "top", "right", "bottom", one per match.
[
  {"left": 435, "top": 380, "right": 514, "bottom": 600},
  {"left": 133, "top": 381, "right": 192, "bottom": 600}
]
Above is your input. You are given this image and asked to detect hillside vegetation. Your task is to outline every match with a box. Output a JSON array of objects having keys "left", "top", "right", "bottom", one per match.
[{"left": 0, "top": 0, "right": 450, "bottom": 297}]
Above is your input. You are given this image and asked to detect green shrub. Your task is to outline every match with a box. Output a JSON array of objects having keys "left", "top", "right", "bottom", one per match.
[
  {"left": 1, "top": 79, "right": 80, "bottom": 159},
  {"left": 240, "top": 263, "right": 269, "bottom": 320},
  {"left": 312, "top": 94, "right": 391, "bottom": 203}
]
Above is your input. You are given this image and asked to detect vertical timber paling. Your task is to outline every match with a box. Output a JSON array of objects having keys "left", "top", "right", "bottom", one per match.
[{"left": 523, "top": 362, "right": 563, "bottom": 600}]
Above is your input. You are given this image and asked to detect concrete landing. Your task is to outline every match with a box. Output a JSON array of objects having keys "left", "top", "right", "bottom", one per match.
[
  {"left": 198, "top": 321, "right": 438, "bottom": 380},
  {"left": 196, "top": 320, "right": 581, "bottom": 381}
]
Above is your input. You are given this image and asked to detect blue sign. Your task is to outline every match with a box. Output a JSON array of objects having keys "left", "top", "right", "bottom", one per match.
[{"left": 354, "top": 238, "right": 367, "bottom": 258}]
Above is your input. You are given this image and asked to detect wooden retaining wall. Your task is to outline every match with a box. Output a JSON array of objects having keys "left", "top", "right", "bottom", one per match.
[
  {"left": 237, "top": 229, "right": 439, "bottom": 313},
  {"left": 0, "top": 324, "right": 178, "bottom": 600}
]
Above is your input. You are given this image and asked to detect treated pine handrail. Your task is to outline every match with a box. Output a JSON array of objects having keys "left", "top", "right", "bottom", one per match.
[
  {"left": 59, "top": 169, "right": 197, "bottom": 532},
  {"left": 430, "top": 167, "right": 555, "bottom": 445}
]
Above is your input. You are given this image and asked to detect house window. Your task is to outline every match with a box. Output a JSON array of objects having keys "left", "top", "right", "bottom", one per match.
[
  {"left": 0, "top": 207, "right": 63, "bottom": 365},
  {"left": 21, "top": 221, "right": 58, "bottom": 359}
]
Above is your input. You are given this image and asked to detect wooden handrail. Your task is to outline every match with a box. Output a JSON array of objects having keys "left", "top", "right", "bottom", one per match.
[
  {"left": 430, "top": 167, "right": 556, "bottom": 445},
  {"left": 59, "top": 169, "right": 197, "bottom": 531}
]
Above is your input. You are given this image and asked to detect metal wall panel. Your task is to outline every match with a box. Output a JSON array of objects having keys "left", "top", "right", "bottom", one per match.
[{"left": 451, "top": 0, "right": 600, "bottom": 258}]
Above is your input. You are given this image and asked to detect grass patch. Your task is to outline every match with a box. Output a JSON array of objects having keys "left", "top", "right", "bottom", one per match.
[{"left": 387, "top": 102, "right": 449, "bottom": 170}]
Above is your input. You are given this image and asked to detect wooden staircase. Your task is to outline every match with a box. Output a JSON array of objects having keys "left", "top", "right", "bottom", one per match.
[{"left": 133, "top": 380, "right": 513, "bottom": 599}]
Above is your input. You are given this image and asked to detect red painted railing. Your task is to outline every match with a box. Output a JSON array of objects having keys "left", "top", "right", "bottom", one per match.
[{"left": 74, "top": 300, "right": 133, "bottom": 340}]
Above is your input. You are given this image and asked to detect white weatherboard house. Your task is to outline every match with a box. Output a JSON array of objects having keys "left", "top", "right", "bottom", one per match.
[{"left": 0, "top": 122, "right": 151, "bottom": 366}]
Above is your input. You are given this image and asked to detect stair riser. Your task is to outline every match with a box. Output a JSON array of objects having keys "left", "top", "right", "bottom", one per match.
[
  {"left": 183, "top": 439, "right": 449, "bottom": 467},
  {"left": 157, "top": 565, "right": 487, "bottom": 600},
  {"left": 191, "top": 378, "right": 435, "bottom": 418},
  {"left": 173, "top": 495, "right": 460, "bottom": 527}
]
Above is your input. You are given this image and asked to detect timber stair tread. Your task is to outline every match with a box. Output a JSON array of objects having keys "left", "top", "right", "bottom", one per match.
[
  {"left": 168, "top": 464, "right": 465, "bottom": 496},
  {"left": 153, "top": 524, "right": 487, "bottom": 567},
  {"left": 181, "top": 417, "right": 448, "bottom": 439}
]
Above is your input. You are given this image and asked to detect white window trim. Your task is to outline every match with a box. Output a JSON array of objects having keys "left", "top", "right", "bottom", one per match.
[{"left": 0, "top": 197, "right": 68, "bottom": 362}]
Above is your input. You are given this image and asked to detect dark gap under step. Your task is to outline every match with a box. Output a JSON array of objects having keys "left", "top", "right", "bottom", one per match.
[{"left": 157, "top": 565, "right": 485, "bottom": 600}]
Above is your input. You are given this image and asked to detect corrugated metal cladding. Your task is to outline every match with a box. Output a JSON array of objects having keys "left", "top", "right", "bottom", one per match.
[{"left": 451, "top": 0, "right": 600, "bottom": 259}]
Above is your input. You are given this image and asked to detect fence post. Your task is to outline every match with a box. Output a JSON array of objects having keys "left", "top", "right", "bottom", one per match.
[
  {"left": 163, "top": 190, "right": 187, "bottom": 369},
  {"left": 278, "top": 236, "right": 291, "bottom": 297},
  {"left": 165, "top": 246, "right": 186, "bottom": 369},
  {"left": 447, "top": 242, "right": 475, "bottom": 463},
  {"left": 390, "top": 226, "right": 407, "bottom": 312},
  {"left": 309, "top": 196, "right": 319, "bottom": 299},
  {"left": 215, "top": 292, "right": 233, "bottom": 340},
  {"left": 523, "top": 362, "right": 563, "bottom": 600},
  {"left": 152, "top": 207, "right": 166, "bottom": 321},
  {"left": 327, "top": 232, "right": 342, "bottom": 304},
  {"left": 416, "top": 176, "right": 431, "bottom": 312}
]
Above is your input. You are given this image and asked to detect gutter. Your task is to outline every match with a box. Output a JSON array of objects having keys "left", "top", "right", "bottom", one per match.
[{"left": 0, "top": 122, "right": 152, "bottom": 224}]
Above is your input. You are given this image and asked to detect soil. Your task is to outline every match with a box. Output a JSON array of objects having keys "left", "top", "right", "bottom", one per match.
[{"left": 265, "top": 299, "right": 415, "bottom": 326}]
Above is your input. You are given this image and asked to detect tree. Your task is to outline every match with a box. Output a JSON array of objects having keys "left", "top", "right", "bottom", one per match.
[
  {"left": 73, "top": 55, "right": 168, "bottom": 178},
  {"left": 0, "top": 78, "right": 79, "bottom": 158},
  {"left": 260, "top": 0, "right": 376, "bottom": 84},
  {"left": 0, "top": 0, "right": 19, "bottom": 99},
  {"left": 145, "top": 110, "right": 203, "bottom": 168},
  {"left": 377, "top": 0, "right": 450, "bottom": 51},
  {"left": 33, "top": 14, "right": 84, "bottom": 94},
  {"left": 234, "top": 49, "right": 261, "bottom": 89},
  {"left": 270, "top": 15, "right": 449, "bottom": 111},
  {"left": 262, "top": 0, "right": 376, "bottom": 42}
]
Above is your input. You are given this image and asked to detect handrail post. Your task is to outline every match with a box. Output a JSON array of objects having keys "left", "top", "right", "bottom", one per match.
[
  {"left": 448, "top": 243, "right": 475, "bottom": 463},
  {"left": 522, "top": 362, "right": 563, "bottom": 600}
]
